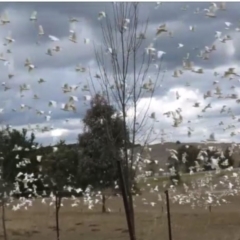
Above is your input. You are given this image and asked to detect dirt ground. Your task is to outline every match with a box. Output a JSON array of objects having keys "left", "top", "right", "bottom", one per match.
[{"left": 1, "top": 193, "right": 240, "bottom": 240}]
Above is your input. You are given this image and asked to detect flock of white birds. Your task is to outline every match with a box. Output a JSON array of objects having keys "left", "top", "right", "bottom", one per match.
[{"left": 1, "top": 1, "right": 240, "bottom": 216}]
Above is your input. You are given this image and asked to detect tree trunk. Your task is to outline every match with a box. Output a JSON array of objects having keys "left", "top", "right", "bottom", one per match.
[
  {"left": 128, "top": 190, "right": 136, "bottom": 238},
  {"left": 117, "top": 159, "right": 136, "bottom": 240},
  {"left": 122, "top": 162, "right": 136, "bottom": 240},
  {"left": 55, "top": 195, "right": 61, "bottom": 240},
  {"left": 102, "top": 194, "right": 106, "bottom": 213},
  {"left": 123, "top": 165, "right": 136, "bottom": 240},
  {"left": 1, "top": 198, "right": 8, "bottom": 240}
]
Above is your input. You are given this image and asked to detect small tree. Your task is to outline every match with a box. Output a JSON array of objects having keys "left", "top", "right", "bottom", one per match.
[
  {"left": 42, "top": 140, "right": 79, "bottom": 240},
  {"left": 2, "top": 128, "right": 38, "bottom": 188},
  {"left": 0, "top": 127, "right": 38, "bottom": 240}
]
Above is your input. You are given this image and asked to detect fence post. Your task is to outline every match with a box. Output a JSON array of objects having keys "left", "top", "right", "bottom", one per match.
[
  {"left": 208, "top": 204, "right": 212, "bottom": 213},
  {"left": 165, "top": 190, "right": 172, "bottom": 240}
]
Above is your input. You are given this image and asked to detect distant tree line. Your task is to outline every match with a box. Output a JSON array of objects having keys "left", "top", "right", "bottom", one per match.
[{"left": 167, "top": 142, "right": 236, "bottom": 184}]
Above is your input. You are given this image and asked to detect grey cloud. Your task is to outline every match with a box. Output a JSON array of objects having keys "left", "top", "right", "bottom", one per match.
[{"left": 0, "top": 2, "right": 240, "bottom": 145}]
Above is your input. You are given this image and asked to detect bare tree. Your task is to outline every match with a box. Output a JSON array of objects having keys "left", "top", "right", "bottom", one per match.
[{"left": 90, "top": 3, "right": 164, "bottom": 240}]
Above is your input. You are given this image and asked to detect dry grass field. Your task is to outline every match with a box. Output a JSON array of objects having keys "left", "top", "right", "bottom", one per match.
[
  {"left": 2, "top": 143, "right": 240, "bottom": 240},
  {"left": 2, "top": 142, "right": 240, "bottom": 240},
  {"left": 2, "top": 192, "right": 240, "bottom": 240}
]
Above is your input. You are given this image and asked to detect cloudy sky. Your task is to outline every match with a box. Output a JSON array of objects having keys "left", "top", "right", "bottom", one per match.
[{"left": 0, "top": 2, "right": 240, "bottom": 146}]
